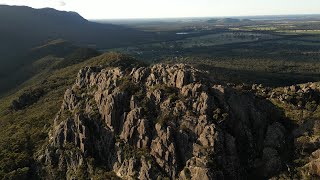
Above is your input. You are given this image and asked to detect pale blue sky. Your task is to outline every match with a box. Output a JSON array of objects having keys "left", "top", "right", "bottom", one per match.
[{"left": 0, "top": 0, "right": 319, "bottom": 19}]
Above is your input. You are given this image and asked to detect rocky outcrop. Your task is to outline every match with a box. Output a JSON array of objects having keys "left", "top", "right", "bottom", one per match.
[
  {"left": 39, "top": 63, "right": 290, "bottom": 179},
  {"left": 251, "top": 82, "right": 320, "bottom": 179},
  {"left": 304, "top": 149, "right": 320, "bottom": 176},
  {"left": 11, "top": 88, "right": 44, "bottom": 110},
  {"left": 252, "top": 82, "right": 320, "bottom": 112}
]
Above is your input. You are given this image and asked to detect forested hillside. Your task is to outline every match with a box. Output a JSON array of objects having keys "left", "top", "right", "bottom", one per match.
[{"left": 0, "top": 5, "right": 153, "bottom": 95}]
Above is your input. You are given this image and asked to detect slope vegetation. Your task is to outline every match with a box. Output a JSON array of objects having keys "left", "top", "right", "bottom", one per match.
[
  {"left": 0, "top": 53, "right": 319, "bottom": 179},
  {"left": 37, "top": 62, "right": 301, "bottom": 179},
  {"left": 0, "top": 53, "right": 142, "bottom": 179},
  {"left": 0, "top": 5, "right": 153, "bottom": 88}
]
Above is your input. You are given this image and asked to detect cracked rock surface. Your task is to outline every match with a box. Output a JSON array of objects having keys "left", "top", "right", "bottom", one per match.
[{"left": 39, "top": 63, "right": 290, "bottom": 179}]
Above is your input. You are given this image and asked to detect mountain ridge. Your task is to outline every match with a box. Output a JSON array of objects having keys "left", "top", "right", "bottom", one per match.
[
  {"left": 0, "top": 5, "right": 151, "bottom": 52},
  {"left": 37, "top": 60, "right": 319, "bottom": 179},
  {"left": 0, "top": 52, "right": 319, "bottom": 179},
  {"left": 0, "top": 5, "right": 319, "bottom": 179},
  {"left": 0, "top": 5, "right": 153, "bottom": 93}
]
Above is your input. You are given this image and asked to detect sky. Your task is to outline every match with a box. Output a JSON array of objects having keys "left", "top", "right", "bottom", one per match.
[{"left": 0, "top": 0, "right": 320, "bottom": 19}]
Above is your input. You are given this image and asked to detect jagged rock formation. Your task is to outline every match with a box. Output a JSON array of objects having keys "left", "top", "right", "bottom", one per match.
[
  {"left": 11, "top": 88, "right": 45, "bottom": 110},
  {"left": 39, "top": 63, "right": 291, "bottom": 179},
  {"left": 252, "top": 83, "right": 320, "bottom": 178}
]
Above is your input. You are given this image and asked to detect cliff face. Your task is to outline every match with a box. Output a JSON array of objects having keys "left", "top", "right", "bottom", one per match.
[
  {"left": 38, "top": 63, "right": 290, "bottom": 179},
  {"left": 253, "top": 83, "right": 320, "bottom": 178}
]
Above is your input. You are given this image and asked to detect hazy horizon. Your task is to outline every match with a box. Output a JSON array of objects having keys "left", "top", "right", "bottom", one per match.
[{"left": 1, "top": 0, "right": 320, "bottom": 19}]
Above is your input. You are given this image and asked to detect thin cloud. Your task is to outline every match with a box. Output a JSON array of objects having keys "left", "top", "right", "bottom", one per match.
[
  {"left": 0, "top": 0, "right": 67, "bottom": 8},
  {"left": 58, "top": 1, "right": 66, "bottom": 6}
]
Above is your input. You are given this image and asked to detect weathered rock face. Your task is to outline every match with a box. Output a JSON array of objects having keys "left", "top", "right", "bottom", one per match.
[
  {"left": 304, "top": 149, "right": 320, "bottom": 177},
  {"left": 251, "top": 82, "right": 320, "bottom": 179},
  {"left": 39, "top": 64, "right": 290, "bottom": 179},
  {"left": 11, "top": 88, "right": 44, "bottom": 110}
]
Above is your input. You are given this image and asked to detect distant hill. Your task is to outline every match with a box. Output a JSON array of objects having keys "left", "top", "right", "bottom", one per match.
[
  {"left": 0, "top": 5, "right": 151, "bottom": 49},
  {"left": 0, "top": 5, "right": 152, "bottom": 75},
  {"left": 0, "top": 5, "right": 154, "bottom": 95},
  {"left": 207, "top": 18, "right": 253, "bottom": 24},
  {"left": 0, "top": 39, "right": 101, "bottom": 96}
]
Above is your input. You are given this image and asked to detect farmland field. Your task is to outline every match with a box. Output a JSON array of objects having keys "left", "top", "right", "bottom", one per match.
[{"left": 99, "top": 16, "right": 320, "bottom": 87}]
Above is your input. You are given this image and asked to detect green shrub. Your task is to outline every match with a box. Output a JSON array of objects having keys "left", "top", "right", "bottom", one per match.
[
  {"left": 305, "top": 101, "right": 317, "bottom": 111},
  {"left": 180, "top": 124, "right": 189, "bottom": 131},
  {"left": 156, "top": 113, "right": 177, "bottom": 126},
  {"left": 184, "top": 168, "right": 192, "bottom": 180},
  {"left": 75, "top": 163, "right": 88, "bottom": 180},
  {"left": 118, "top": 77, "right": 141, "bottom": 96},
  {"left": 118, "top": 142, "right": 151, "bottom": 160},
  {"left": 140, "top": 97, "right": 157, "bottom": 119},
  {"left": 3, "top": 167, "right": 30, "bottom": 180}
]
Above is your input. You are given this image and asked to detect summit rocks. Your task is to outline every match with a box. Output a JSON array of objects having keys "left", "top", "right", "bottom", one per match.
[{"left": 39, "top": 63, "right": 289, "bottom": 179}]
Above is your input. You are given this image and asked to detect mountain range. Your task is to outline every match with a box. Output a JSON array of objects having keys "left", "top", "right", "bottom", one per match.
[{"left": 0, "top": 5, "right": 154, "bottom": 95}]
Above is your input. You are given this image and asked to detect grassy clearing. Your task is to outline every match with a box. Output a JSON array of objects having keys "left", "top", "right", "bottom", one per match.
[{"left": 176, "top": 32, "right": 277, "bottom": 48}]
